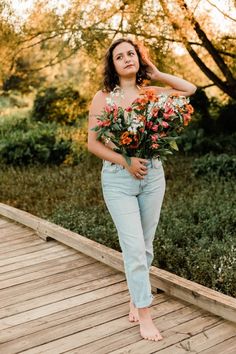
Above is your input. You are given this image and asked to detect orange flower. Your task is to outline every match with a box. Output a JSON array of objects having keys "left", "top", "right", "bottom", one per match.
[
  {"left": 183, "top": 113, "right": 191, "bottom": 126},
  {"left": 186, "top": 104, "right": 194, "bottom": 114},
  {"left": 120, "top": 131, "right": 132, "bottom": 145},
  {"left": 145, "top": 89, "right": 157, "bottom": 101},
  {"left": 138, "top": 115, "right": 146, "bottom": 122}
]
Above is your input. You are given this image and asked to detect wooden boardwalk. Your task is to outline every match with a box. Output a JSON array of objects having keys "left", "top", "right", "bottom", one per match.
[{"left": 0, "top": 206, "right": 236, "bottom": 353}]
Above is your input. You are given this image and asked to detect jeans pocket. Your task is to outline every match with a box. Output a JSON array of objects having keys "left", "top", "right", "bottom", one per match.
[
  {"left": 152, "top": 158, "right": 162, "bottom": 169},
  {"left": 102, "top": 160, "right": 123, "bottom": 173}
]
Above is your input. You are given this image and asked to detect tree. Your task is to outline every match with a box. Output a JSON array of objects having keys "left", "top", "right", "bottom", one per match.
[
  {"left": 158, "top": 0, "right": 236, "bottom": 98},
  {"left": 2, "top": 0, "right": 235, "bottom": 99}
]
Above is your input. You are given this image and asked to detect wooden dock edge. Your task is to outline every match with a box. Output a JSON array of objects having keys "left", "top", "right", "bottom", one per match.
[{"left": 0, "top": 202, "right": 235, "bottom": 324}]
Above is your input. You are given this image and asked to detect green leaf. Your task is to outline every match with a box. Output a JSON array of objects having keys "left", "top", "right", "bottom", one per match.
[{"left": 169, "top": 140, "right": 179, "bottom": 151}]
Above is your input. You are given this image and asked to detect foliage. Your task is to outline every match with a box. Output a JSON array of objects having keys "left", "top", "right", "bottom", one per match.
[
  {"left": 0, "top": 155, "right": 235, "bottom": 296},
  {"left": 192, "top": 153, "right": 236, "bottom": 179},
  {"left": 50, "top": 205, "right": 120, "bottom": 251},
  {"left": 179, "top": 129, "right": 236, "bottom": 155},
  {"left": 32, "top": 86, "right": 87, "bottom": 125},
  {"left": 2, "top": 57, "right": 46, "bottom": 93},
  {"left": 0, "top": 111, "right": 88, "bottom": 165},
  {"left": 1, "top": 0, "right": 235, "bottom": 99},
  {"left": 153, "top": 174, "right": 236, "bottom": 296},
  {"left": 0, "top": 122, "right": 71, "bottom": 165}
]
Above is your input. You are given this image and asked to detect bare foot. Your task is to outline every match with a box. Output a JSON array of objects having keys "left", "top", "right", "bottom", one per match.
[
  {"left": 128, "top": 300, "right": 139, "bottom": 322},
  {"left": 138, "top": 307, "right": 163, "bottom": 341}
]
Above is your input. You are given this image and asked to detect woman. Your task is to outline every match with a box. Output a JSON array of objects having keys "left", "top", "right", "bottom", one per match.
[{"left": 88, "top": 37, "right": 196, "bottom": 342}]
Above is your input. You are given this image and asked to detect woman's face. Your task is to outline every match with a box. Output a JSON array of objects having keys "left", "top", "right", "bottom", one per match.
[{"left": 112, "top": 42, "right": 140, "bottom": 79}]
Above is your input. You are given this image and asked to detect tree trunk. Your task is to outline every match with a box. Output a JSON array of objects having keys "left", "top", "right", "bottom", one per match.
[{"left": 158, "top": 0, "right": 236, "bottom": 99}]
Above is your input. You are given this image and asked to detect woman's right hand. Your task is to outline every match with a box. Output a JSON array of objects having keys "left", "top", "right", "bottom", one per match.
[{"left": 125, "top": 157, "right": 148, "bottom": 179}]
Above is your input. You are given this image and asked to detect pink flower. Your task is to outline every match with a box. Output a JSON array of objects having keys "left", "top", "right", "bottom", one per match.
[
  {"left": 125, "top": 106, "right": 132, "bottom": 112},
  {"left": 163, "top": 107, "right": 175, "bottom": 120},
  {"left": 113, "top": 105, "right": 118, "bottom": 121},
  {"left": 152, "top": 124, "right": 159, "bottom": 132},
  {"left": 105, "top": 105, "right": 111, "bottom": 113},
  {"left": 98, "top": 120, "right": 110, "bottom": 127},
  {"left": 146, "top": 121, "right": 153, "bottom": 129},
  {"left": 151, "top": 134, "right": 158, "bottom": 142},
  {"left": 151, "top": 143, "right": 160, "bottom": 149},
  {"left": 161, "top": 121, "right": 169, "bottom": 128}
]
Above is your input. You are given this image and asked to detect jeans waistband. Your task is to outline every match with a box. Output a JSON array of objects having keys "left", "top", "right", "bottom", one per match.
[{"left": 103, "top": 158, "right": 161, "bottom": 169}]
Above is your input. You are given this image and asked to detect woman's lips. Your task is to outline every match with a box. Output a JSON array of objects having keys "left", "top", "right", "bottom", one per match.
[{"left": 125, "top": 64, "right": 134, "bottom": 68}]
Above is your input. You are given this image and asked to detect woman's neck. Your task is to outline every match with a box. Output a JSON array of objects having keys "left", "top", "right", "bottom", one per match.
[{"left": 119, "top": 77, "right": 137, "bottom": 91}]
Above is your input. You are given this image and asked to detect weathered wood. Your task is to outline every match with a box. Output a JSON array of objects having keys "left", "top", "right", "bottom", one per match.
[
  {"left": 199, "top": 335, "right": 236, "bottom": 354},
  {"left": 0, "top": 262, "right": 118, "bottom": 308},
  {"left": 0, "top": 256, "right": 96, "bottom": 291},
  {"left": 155, "top": 321, "right": 236, "bottom": 354},
  {"left": 68, "top": 301, "right": 197, "bottom": 354},
  {"left": 0, "top": 290, "right": 131, "bottom": 344},
  {"left": 1, "top": 213, "right": 236, "bottom": 354},
  {"left": 0, "top": 202, "right": 235, "bottom": 324},
  {"left": 0, "top": 281, "right": 128, "bottom": 332},
  {"left": 0, "top": 295, "right": 173, "bottom": 353}
]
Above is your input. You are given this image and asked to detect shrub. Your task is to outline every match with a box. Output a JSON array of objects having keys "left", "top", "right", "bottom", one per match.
[
  {"left": 50, "top": 205, "right": 120, "bottom": 251},
  {"left": 0, "top": 109, "right": 88, "bottom": 166},
  {"left": 179, "top": 128, "right": 236, "bottom": 155},
  {"left": 0, "top": 122, "right": 72, "bottom": 165},
  {"left": 153, "top": 175, "right": 236, "bottom": 296},
  {"left": 192, "top": 153, "right": 236, "bottom": 178},
  {"left": 32, "top": 86, "right": 87, "bottom": 125}
]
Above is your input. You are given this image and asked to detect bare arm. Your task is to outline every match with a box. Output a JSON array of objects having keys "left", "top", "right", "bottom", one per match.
[
  {"left": 88, "top": 91, "right": 148, "bottom": 178},
  {"left": 144, "top": 57, "right": 197, "bottom": 96}
]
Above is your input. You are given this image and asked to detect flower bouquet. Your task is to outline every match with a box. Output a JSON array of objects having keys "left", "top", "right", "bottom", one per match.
[{"left": 92, "top": 88, "right": 194, "bottom": 165}]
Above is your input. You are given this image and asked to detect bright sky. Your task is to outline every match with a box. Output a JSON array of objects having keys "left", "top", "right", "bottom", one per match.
[
  {"left": 9, "top": 0, "right": 70, "bottom": 20},
  {"left": 9, "top": 0, "right": 236, "bottom": 30}
]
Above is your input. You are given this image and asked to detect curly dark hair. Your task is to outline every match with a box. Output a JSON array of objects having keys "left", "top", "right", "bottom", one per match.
[{"left": 103, "top": 38, "right": 151, "bottom": 92}]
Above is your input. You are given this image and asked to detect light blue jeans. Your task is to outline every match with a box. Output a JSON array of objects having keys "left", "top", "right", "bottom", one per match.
[{"left": 101, "top": 158, "right": 166, "bottom": 308}]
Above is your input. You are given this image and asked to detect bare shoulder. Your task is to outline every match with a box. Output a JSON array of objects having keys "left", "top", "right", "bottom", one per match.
[
  {"left": 89, "top": 90, "right": 109, "bottom": 117},
  {"left": 91, "top": 90, "right": 108, "bottom": 106}
]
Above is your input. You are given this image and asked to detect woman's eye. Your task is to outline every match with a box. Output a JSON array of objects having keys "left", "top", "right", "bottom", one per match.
[{"left": 129, "top": 52, "right": 134, "bottom": 56}]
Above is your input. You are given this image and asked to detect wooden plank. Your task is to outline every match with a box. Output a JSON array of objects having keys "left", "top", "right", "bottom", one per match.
[
  {"left": 67, "top": 300, "right": 196, "bottom": 354},
  {"left": 0, "top": 255, "right": 96, "bottom": 290},
  {"left": 0, "top": 289, "right": 131, "bottom": 345},
  {"left": 11, "top": 304, "right": 219, "bottom": 353},
  {"left": 0, "top": 262, "right": 118, "bottom": 308},
  {"left": 155, "top": 321, "right": 236, "bottom": 353},
  {"left": 0, "top": 242, "right": 66, "bottom": 261},
  {"left": 0, "top": 272, "right": 125, "bottom": 318},
  {"left": 199, "top": 335, "right": 236, "bottom": 354},
  {"left": 0, "top": 260, "right": 98, "bottom": 299},
  {"left": 0, "top": 223, "right": 31, "bottom": 234},
  {"left": 0, "top": 238, "right": 43, "bottom": 253},
  {"left": 0, "top": 204, "right": 236, "bottom": 324},
  {"left": 0, "top": 251, "right": 79, "bottom": 279},
  {"left": 102, "top": 317, "right": 223, "bottom": 354},
  {"left": 0, "top": 281, "right": 128, "bottom": 331},
  {"left": 0, "top": 295, "right": 182, "bottom": 353},
  {"left": 0, "top": 228, "right": 35, "bottom": 240}
]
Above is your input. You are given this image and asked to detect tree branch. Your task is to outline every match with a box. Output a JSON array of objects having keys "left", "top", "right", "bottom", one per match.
[
  {"left": 177, "top": 0, "right": 235, "bottom": 84},
  {"left": 158, "top": 0, "right": 236, "bottom": 98},
  {"left": 206, "top": 0, "right": 236, "bottom": 22}
]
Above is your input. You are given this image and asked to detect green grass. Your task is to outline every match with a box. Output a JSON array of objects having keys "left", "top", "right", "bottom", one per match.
[{"left": 0, "top": 154, "right": 235, "bottom": 297}]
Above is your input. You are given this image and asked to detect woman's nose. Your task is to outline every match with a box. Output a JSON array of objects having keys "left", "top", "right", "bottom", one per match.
[{"left": 124, "top": 56, "right": 131, "bottom": 63}]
